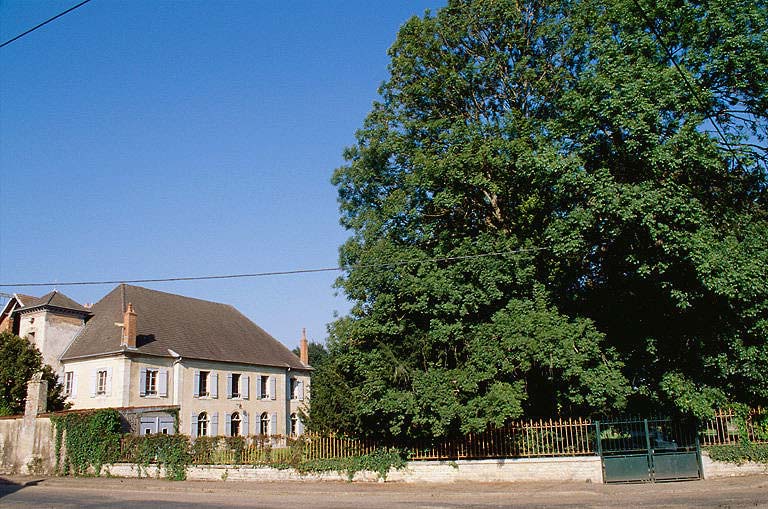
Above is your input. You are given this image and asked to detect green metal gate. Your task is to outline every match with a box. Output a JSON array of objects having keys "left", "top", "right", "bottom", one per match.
[{"left": 596, "top": 418, "right": 702, "bottom": 483}]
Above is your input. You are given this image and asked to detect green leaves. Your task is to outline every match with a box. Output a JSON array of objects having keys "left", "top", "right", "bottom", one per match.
[
  {"left": 0, "top": 331, "right": 68, "bottom": 416},
  {"left": 321, "top": 0, "right": 768, "bottom": 439}
]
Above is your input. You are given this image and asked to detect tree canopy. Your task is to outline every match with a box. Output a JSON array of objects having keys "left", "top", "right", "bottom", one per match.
[
  {"left": 319, "top": 0, "right": 767, "bottom": 440},
  {"left": 0, "top": 331, "right": 68, "bottom": 416}
]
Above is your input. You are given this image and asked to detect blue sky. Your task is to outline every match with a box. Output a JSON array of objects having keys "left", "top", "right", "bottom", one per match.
[{"left": 0, "top": 0, "right": 445, "bottom": 349}]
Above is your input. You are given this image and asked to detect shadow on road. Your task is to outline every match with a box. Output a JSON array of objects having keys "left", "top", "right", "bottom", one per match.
[{"left": 0, "top": 476, "right": 45, "bottom": 500}]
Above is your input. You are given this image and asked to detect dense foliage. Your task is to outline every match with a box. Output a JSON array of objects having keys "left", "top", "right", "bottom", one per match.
[
  {"left": 321, "top": 0, "right": 768, "bottom": 440},
  {"left": 0, "top": 331, "right": 68, "bottom": 416},
  {"left": 52, "top": 409, "right": 122, "bottom": 476},
  {"left": 121, "top": 433, "right": 191, "bottom": 480}
]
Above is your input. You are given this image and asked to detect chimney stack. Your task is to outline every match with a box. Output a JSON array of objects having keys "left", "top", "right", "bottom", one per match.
[
  {"left": 122, "top": 303, "right": 137, "bottom": 348},
  {"left": 300, "top": 328, "right": 309, "bottom": 365}
]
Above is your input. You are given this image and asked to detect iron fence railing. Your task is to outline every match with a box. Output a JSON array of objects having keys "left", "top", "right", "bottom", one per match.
[
  {"left": 117, "top": 408, "right": 767, "bottom": 466},
  {"left": 699, "top": 407, "right": 768, "bottom": 446}
]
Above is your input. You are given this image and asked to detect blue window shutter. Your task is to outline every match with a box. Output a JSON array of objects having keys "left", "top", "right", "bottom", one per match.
[
  {"left": 227, "top": 373, "right": 233, "bottom": 399},
  {"left": 159, "top": 369, "right": 168, "bottom": 397},
  {"left": 224, "top": 413, "right": 231, "bottom": 436},
  {"left": 211, "top": 412, "right": 219, "bottom": 436},
  {"left": 71, "top": 372, "right": 78, "bottom": 398},
  {"left": 193, "top": 370, "right": 200, "bottom": 397},
  {"left": 90, "top": 371, "right": 97, "bottom": 397},
  {"left": 242, "top": 375, "right": 249, "bottom": 400},
  {"left": 242, "top": 411, "right": 249, "bottom": 435},
  {"left": 191, "top": 412, "right": 198, "bottom": 438},
  {"left": 298, "top": 380, "right": 304, "bottom": 401},
  {"left": 270, "top": 412, "right": 278, "bottom": 435},
  {"left": 297, "top": 416, "right": 304, "bottom": 436},
  {"left": 211, "top": 373, "right": 219, "bottom": 398},
  {"left": 269, "top": 376, "right": 276, "bottom": 401},
  {"left": 106, "top": 367, "right": 113, "bottom": 396},
  {"left": 139, "top": 368, "right": 147, "bottom": 396},
  {"left": 255, "top": 376, "right": 262, "bottom": 400}
]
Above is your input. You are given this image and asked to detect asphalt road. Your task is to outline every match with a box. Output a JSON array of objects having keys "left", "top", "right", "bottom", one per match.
[{"left": 1, "top": 475, "right": 767, "bottom": 508}]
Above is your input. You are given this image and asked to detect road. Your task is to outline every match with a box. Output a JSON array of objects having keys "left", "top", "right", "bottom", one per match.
[{"left": 1, "top": 475, "right": 767, "bottom": 508}]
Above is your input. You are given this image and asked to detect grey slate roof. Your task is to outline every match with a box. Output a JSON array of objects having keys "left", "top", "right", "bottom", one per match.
[
  {"left": 17, "top": 290, "right": 90, "bottom": 314},
  {"left": 61, "top": 284, "right": 307, "bottom": 370}
]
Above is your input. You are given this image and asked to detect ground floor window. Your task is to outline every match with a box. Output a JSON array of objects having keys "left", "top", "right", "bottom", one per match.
[
  {"left": 231, "top": 412, "right": 241, "bottom": 436},
  {"left": 197, "top": 412, "right": 209, "bottom": 437},
  {"left": 260, "top": 412, "right": 269, "bottom": 435}
]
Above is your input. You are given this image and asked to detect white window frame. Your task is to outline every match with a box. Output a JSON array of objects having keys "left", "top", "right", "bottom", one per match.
[
  {"left": 145, "top": 369, "right": 158, "bottom": 396},
  {"left": 197, "top": 412, "right": 209, "bottom": 437},
  {"left": 96, "top": 370, "right": 108, "bottom": 395},
  {"left": 64, "top": 371, "right": 74, "bottom": 396},
  {"left": 199, "top": 370, "right": 210, "bottom": 397},
  {"left": 231, "top": 373, "right": 241, "bottom": 398}
]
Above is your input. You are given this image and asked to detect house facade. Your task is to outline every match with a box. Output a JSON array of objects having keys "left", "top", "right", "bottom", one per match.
[{"left": 1, "top": 285, "right": 311, "bottom": 437}]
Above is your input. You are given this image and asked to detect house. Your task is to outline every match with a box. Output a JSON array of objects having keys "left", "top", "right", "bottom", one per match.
[{"left": 1, "top": 284, "right": 311, "bottom": 438}]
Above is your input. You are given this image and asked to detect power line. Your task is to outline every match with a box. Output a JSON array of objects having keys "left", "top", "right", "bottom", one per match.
[
  {"left": 0, "top": 248, "right": 545, "bottom": 288},
  {"left": 0, "top": 0, "right": 92, "bottom": 49},
  {"left": 629, "top": 0, "right": 744, "bottom": 168}
]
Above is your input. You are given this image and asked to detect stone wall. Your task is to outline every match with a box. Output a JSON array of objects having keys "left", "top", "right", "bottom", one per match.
[
  {"left": 701, "top": 451, "right": 768, "bottom": 478},
  {"left": 0, "top": 416, "right": 56, "bottom": 475},
  {"left": 103, "top": 456, "right": 604, "bottom": 483}
]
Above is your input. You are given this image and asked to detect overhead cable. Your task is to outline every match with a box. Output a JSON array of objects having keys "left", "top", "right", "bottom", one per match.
[{"left": 0, "top": 247, "right": 545, "bottom": 288}]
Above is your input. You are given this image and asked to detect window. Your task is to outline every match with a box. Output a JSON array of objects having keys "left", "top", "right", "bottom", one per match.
[
  {"left": 230, "top": 412, "right": 241, "bottom": 437},
  {"left": 260, "top": 375, "right": 269, "bottom": 399},
  {"left": 144, "top": 428, "right": 151, "bottom": 436},
  {"left": 197, "top": 412, "right": 209, "bottom": 437},
  {"left": 260, "top": 412, "right": 270, "bottom": 435},
  {"left": 64, "top": 372, "right": 74, "bottom": 396},
  {"left": 290, "top": 378, "right": 297, "bottom": 399},
  {"left": 290, "top": 413, "right": 298, "bottom": 437},
  {"left": 231, "top": 373, "right": 241, "bottom": 398},
  {"left": 145, "top": 369, "right": 158, "bottom": 396},
  {"left": 96, "top": 370, "right": 108, "bottom": 395},
  {"left": 199, "top": 371, "right": 209, "bottom": 397}
]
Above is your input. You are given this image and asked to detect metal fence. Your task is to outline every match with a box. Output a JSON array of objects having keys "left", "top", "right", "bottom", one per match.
[
  {"left": 699, "top": 407, "right": 768, "bottom": 446},
  {"left": 408, "top": 417, "right": 595, "bottom": 460},
  {"left": 122, "top": 408, "right": 766, "bottom": 466}
]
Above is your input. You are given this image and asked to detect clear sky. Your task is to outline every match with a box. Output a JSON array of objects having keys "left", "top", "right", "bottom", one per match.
[{"left": 0, "top": 0, "right": 446, "bottom": 350}]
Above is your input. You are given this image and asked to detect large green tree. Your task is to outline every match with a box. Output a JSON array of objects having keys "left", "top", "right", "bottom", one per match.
[
  {"left": 0, "top": 331, "right": 68, "bottom": 416},
  {"left": 323, "top": 0, "right": 767, "bottom": 440}
]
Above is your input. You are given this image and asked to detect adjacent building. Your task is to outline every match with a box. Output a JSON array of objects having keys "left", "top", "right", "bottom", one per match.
[{"left": 0, "top": 284, "right": 311, "bottom": 438}]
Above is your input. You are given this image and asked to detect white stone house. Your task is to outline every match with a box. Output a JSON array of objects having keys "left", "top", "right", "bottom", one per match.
[{"left": 0, "top": 285, "right": 311, "bottom": 438}]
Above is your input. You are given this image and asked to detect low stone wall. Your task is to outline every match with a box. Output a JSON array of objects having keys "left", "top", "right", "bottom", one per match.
[
  {"left": 0, "top": 416, "right": 56, "bottom": 475},
  {"left": 104, "top": 456, "right": 603, "bottom": 483},
  {"left": 701, "top": 451, "right": 768, "bottom": 478},
  {"left": 389, "top": 457, "right": 602, "bottom": 483}
]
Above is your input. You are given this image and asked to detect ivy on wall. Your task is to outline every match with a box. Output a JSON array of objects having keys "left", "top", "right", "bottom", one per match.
[
  {"left": 51, "top": 409, "right": 121, "bottom": 476},
  {"left": 121, "top": 434, "right": 191, "bottom": 481}
]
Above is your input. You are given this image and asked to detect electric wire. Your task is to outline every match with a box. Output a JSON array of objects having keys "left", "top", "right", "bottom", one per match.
[
  {"left": 0, "top": 0, "right": 92, "bottom": 49},
  {"left": 0, "top": 247, "right": 546, "bottom": 288},
  {"left": 630, "top": 0, "right": 747, "bottom": 168}
]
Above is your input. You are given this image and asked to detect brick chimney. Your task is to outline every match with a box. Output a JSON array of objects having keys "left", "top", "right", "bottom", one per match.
[
  {"left": 300, "top": 328, "right": 309, "bottom": 365},
  {"left": 122, "top": 303, "right": 137, "bottom": 348}
]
